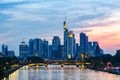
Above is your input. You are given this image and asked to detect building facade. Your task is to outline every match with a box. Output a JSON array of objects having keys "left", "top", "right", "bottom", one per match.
[
  {"left": 80, "top": 32, "right": 88, "bottom": 54},
  {"left": 42, "top": 39, "right": 49, "bottom": 58},
  {"left": 2, "top": 44, "right": 8, "bottom": 56},
  {"left": 51, "top": 36, "right": 61, "bottom": 60},
  {"left": 8, "top": 51, "right": 15, "bottom": 57},
  {"left": 19, "top": 41, "right": 28, "bottom": 59},
  {"left": 67, "top": 31, "right": 76, "bottom": 59}
]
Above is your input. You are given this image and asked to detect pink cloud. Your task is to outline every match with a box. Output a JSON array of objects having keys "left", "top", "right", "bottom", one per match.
[{"left": 86, "top": 19, "right": 120, "bottom": 28}]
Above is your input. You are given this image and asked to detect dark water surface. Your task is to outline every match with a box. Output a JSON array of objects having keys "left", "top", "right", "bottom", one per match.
[{"left": 3, "top": 65, "right": 120, "bottom": 80}]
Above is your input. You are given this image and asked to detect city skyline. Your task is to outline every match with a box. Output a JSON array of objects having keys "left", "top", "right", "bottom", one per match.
[{"left": 0, "top": 0, "right": 120, "bottom": 56}]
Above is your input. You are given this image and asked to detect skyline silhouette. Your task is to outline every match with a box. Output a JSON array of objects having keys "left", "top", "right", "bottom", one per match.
[{"left": 0, "top": 0, "right": 120, "bottom": 55}]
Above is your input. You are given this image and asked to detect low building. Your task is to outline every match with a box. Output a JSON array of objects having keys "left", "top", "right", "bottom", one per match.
[{"left": 8, "top": 51, "right": 15, "bottom": 57}]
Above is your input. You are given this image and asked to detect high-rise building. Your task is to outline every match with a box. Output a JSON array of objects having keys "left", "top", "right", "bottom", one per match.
[
  {"left": 63, "top": 19, "right": 76, "bottom": 60},
  {"left": 33, "top": 38, "right": 43, "bottom": 57},
  {"left": 67, "top": 31, "right": 76, "bottom": 59},
  {"left": 48, "top": 45, "right": 52, "bottom": 59},
  {"left": 29, "top": 38, "right": 49, "bottom": 58},
  {"left": 93, "top": 41, "right": 98, "bottom": 50},
  {"left": 29, "top": 39, "right": 34, "bottom": 57},
  {"left": 80, "top": 32, "right": 88, "bottom": 54},
  {"left": 19, "top": 41, "right": 28, "bottom": 59},
  {"left": 63, "top": 20, "right": 68, "bottom": 59},
  {"left": 88, "top": 42, "right": 94, "bottom": 57},
  {"left": 60, "top": 45, "right": 64, "bottom": 60},
  {"left": 75, "top": 43, "right": 79, "bottom": 59},
  {"left": 52, "top": 36, "right": 60, "bottom": 51},
  {"left": 2, "top": 44, "right": 8, "bottom": 56},
  {"left": 42, "top": 39, "right": 49, "bottom": 58},
  {"left": 52, "top": 36, "right": 61, "bottom": 60},
  {"left": 93, "top": 41, "right": 103, "bottom": 57}
]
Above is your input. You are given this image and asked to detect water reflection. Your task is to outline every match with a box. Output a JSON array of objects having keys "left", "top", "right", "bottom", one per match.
[{"left": 3, "top": 65, "right": 120, "bottom": 80}]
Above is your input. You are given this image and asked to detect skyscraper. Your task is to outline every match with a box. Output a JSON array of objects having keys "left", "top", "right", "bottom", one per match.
[
  {"left": 93, "top": 41, "right": 98, "bottom": 50},
  {"left": 29, "top": 39, "right": 34, "bottom": 56},
  {"left": 48, "top": 45, "right": 52, "bottom": 59},
  {"left": 52, "top": 36, "right": 60, "bottom": 51},
  {"left": 60, "top": 45, "right": 64, "bottom": 60},
  {"left": 29, "top": 38, "right": 49, "bottom": 58},
  {"left": 19, "top": 41, "right": 28, "bottom": 59},
  {"left": 33, "top": 38, "right": 43, "bottom": 57},
  {"left": 42, "top": 39, "right": 49, "bottom": 58},
  {"left": 88, "top": 42, "right": 94, "bottom": 57},
  {"left": 63, "top": 19, "right": 68, "bottom": 59},
  {"left": 80, "top": 32, "right": 88, "bottom": 54},
  {"left": 52, "top": 36, "right": 61, "bottom": 60},
  {"left": 2, "top": 44, "right": 8, "bottom": 56},
  {"left": 63, "top": 19, "right": 76, "bottom": 60},
  {"left": 67, "top": 31, "right": 76, "bottom": 59},
  {"left": 93, "top": 41, "right": 103, "bottom": 57}
]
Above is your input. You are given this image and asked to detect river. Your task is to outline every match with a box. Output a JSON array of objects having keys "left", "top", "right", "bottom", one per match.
[{"left": 3, "top": 65, "right": 120, "bottom": 80}]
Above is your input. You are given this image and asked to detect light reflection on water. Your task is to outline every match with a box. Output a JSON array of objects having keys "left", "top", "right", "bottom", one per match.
[{"left": 3, "top": 65, "right": 120, "bottom": 80}]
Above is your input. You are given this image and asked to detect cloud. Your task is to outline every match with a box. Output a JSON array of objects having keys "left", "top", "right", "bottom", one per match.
[
  {"left": 0, "top": 0, "right": 120, "bottom": 55},
  {"left": 0, "top": 41, "right": 3, "bottom": 45},
  {"left": 0, "top": 0, "right": 25, "bottom": 3},
  {"left": 0, "top": 37, "right": 15, "bottom": 44}
]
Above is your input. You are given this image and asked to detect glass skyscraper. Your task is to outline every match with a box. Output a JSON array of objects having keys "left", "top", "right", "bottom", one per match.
[
  {"left": 2, "top": 44, "right": 8, "bottom": 56},
  {"left": 67, "top": 31, "right": 76, "bottom": 59},
  {"left": 63, "top": 20, "right": 76, "bottom": 60},
  {"left": 80, "top": 32, "right": 88, "bottom": 54},
  {"left": 19, "top": 41, "right": 28, "bottom": 59}
]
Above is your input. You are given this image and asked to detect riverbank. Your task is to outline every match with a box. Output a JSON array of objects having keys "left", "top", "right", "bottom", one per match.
[
  {"left": 2, "top": 65, "right": 120, "bottom": 80},
  {"left": 89, "top": 68, "right": 120, "bottom": 75},
  {"left": 1, "top": 65, "right": 23, "bottom": 80}
]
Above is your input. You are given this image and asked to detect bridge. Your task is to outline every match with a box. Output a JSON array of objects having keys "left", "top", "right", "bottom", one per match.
[
  {"left": 10, "top": 54, "right": 91, "bottom": 70},
  {"left": 25, "top": 53, "right": 90, "bottom": 68}
]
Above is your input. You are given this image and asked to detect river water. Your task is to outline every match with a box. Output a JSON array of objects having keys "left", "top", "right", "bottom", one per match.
[{"left": 3, "top": 65, "right": 120, "bottom": 80}]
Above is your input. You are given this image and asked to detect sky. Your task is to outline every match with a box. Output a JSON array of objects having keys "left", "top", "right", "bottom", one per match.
[{"left": 0, "top": 0, "right": 120, "bottom": 56}]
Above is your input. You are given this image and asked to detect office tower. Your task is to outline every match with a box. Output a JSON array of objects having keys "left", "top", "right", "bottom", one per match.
[
  {"left": 63, "top": 19, "right": 76, "bottom": 60},
  {"left": 93, "top": 41, "right": 98, "bottom": 50},
  {"left": 19, "top": 41, "right": 28, "bottom": 59},
  {"left": 88, "top": 42, "right": 94, "bottom": 57},
  {"left": 52, "top": 36, "right": 61, "bottom": 60},
  {"left": 93, "top": 41, "right": 99, "bottom": 57},
  {"left": 93, "top": 41, "right": 103, "bottom": 57},
  {"left": 48, "top": 45, "right": 52, "bottom": 59},
  {"left": 42, "top": 39, "right": 49, "bottom": 58},
  {"left": 33, "top": 38, "right": 43, "bottom": 57},
  {"left": 80, "top": 32, "right": 88, "bottom": 54},
  {"left": 60, "top": 45, "right": 64, "bottom": 60},
  {"left": 2, "top": 44, "right": 8, "bottom": 56},
  {"left": 29, "top": 38, "right": 49, "bottom": 58},
  {"left": 63, "top": 19, "right": 68, "bottom": 59},
  {"left": 75, "top": 43, "right": 79, "bottom": 60},
  {"left": 52, "top": 36, "right": 60, "bottom": 51},
  {"left": 67, "top": 31, "right": 76, "bottom": 59},
  {"left": 29, "top": 39, "right": 34, "bottom": 57},
  {"left": 88, "top": 42, "right": 92, "bottom": 51}
]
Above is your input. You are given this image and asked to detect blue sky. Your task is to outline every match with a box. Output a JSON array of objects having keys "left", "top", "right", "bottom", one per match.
[{"left": 0, "top": 0, "right": 120, "bottom": 56}]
